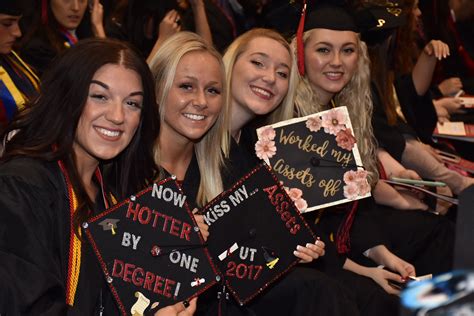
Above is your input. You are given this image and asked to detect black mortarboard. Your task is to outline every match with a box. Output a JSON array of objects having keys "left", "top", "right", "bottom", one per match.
[
  {"left": 296, "top": 1, "right": 359, "bottom": 75},
  {"left": 83, "top": 178, "right": 218, "bottom": 315},
  {"left": 304, "top": 5, "right": 359, "bottom": 32},
  {"left": 199, "top": 163, "right": 316, "bottom": 305},
  {"left": 358, "top": 2, "right": 408, "bottom": 46},
  {"left": 255, "top": 106, "right": 371, "bottom": 212},
  {"left": 0, "top": 0, "right": 24, "bottom": 15}
]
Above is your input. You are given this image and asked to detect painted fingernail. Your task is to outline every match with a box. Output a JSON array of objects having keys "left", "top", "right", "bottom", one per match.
[
  {"left": 306, "top": 243, "right": 312, "bottom": 248},
  {"left": 297, "top": 245, "right": 303, "bottom": 251},
  {"left": 293, "top": 250, "right": 299, "bottom": 256}
]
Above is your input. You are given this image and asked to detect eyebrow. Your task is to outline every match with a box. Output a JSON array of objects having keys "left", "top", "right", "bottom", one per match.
[
  {"left": 315, "top": 41, "right": 357, "bottom": 47},
  {"left": 91, "top": 80, "right": 144, "bottom": 96},
  {"left": 182, "top": 76, "right": 222, "bottom": 86},
  {"left": 249, "top": 52, "right": 291, "bottom": 70}
]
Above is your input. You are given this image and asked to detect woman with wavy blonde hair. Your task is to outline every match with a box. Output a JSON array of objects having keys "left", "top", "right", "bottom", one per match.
[
  {"left": 294, "top": 29, "right": 378, "bottom": 187},
  {"left": 293, "top": 4, "right": 454, "bottom": 299},
  {"left": 148, "top": 31, "right": 228, "bottom": 207}
]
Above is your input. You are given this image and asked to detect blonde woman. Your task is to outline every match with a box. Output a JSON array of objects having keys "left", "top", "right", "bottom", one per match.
[
  {"left": 148, "top": 31, "right": 228, "bottom": 209},
  {"left": 294, "top": 4, "right": 453, "bottom": 294}
]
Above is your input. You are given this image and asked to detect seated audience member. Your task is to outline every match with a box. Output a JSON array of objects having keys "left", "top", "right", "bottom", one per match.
[
  {"left": 20, "top": 0, "right": 105, "bottom": 75},
  {"left": 0, "top": 0, "right": 39, "bottom": 130}
]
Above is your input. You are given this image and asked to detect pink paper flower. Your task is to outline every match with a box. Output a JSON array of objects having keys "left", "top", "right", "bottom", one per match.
[
  {"left": 294, "top": 198, "right": 308, "bottom": 212},
  {"left": 321, "top": 108, "right": 347, "bottom": 135},
  {"left": 343, "top": 182, "right": 359, "bottom": 200},
  {"left": 258, "top": 126, "right": 276, "bottom": 141},
  {"left": 335, "top": 128, "right": 357, "bottom": 151},
  {"left": 306, "top": 116, "right": 323, "bottom": 132},
  {"left": 255, "top": 139, "right": 277, "bottom": 160},
  {"left": 357, "top": 180, "right": 371, "bottom": 196},
  {"left": 287, "top": 188, "right": 303, "bottom": 201},
  {"left": 343, "top": 170, "right": 358, "bottom": 184},
  {"left": 355, "top": 170, "right": 368, "bottom": 182}
]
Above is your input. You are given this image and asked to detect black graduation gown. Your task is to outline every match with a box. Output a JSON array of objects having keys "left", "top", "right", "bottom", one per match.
[
  {"left": 174, "top": 152, "right": 358, "bottom": 316},
  {"left": 371, "top": 76, "right": 437, "bottom": 162},
  {"left": 0, "top": 157, "right": 117, "bottom": 315},
  {"left": 234, "top": 130, "right": 400, "bottom": 316}
]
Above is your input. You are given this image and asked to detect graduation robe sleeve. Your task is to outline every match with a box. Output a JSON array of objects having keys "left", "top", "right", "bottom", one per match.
[
  {"left": 394, "top": 74, "right": 438, "bottom": 145},
  {"left": 0, "top": 158, "right": 69, "bottom": 315}
]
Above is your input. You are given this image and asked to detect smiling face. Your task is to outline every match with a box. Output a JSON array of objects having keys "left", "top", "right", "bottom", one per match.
[
  {"left": 160, "top": 50, "right": 223, "bottom": 144},
  {"left": 231, "top": 37, "right": 291, "bottom": 119},
  {"left": 74, "top": 64, "right": 143, "bottom": 166},
  {"left": 304, "top": 29, "right": 359, "bottom": 105},
  {"left": 0, "top": 14, "right": 22, "bottom": 54},
  {"left": 50, "top": 0, "right": 87, "bottom": 30}
]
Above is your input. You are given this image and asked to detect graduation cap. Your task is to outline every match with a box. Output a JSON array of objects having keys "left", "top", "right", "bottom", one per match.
[
  {"left": 255, "top": 106, "right": 371, "bottom": 213},
  {"left": 0, "top": 0, "right": 25, "bottom": 15},
  {"left": 295, "top": 1, "right": 360, "bottom": 75},
  {"left": 199, "top": 163, "right": 316, "bottom": 305},
  {"left": 294, "top": 0, "right": 408, "bottom": 74},
  {"left": 83, "top": 178, "right": 219, "bottom": 315},
  {"left": 357, "top": 1, "right": 408, "bottom": 46}
]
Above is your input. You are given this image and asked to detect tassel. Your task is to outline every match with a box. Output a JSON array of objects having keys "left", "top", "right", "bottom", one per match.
[
  {"left": 41, "top": 0, "right": 48, "bottom": 25},
  {"left": 336, "top": 201, "right": 358, "bottom": 254},
  {"left": 296, "top": 0, "right": 307, "bottom": 76}
]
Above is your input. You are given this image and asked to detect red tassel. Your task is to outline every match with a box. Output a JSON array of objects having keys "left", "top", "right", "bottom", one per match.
[
  {"left": 336, "top": 201, "right": 358, "bottom": 254},
  {"left": 296, "top": 1, "right": 307, "bottom": 76},
  {"left": 41, "top": 0, "right": 48, "bottom": 25}
]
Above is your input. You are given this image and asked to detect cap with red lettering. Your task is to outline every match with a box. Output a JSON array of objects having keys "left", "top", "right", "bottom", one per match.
[
  {"left": 199, "top": 163, "right": 317, "bottom": 305},
  {"left": 83, "top": 178, "right": 219, "bottom": 315}
]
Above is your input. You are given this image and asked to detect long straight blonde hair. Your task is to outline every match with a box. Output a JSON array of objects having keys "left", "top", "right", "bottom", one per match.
[
  {"left": 294, "top": 30, "right": 379, "bottom": 186},
  {"left": 149, "top": 32, "right": 229, "bottom": 206},
  {"left": 222, "top": 28, "right": 299, "bottom": 151}
]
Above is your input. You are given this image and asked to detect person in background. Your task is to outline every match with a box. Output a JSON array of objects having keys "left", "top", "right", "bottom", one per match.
[
  {"left": 0, "top": 0, "right": 39, "bottom": 131},
  {"left": 20, "top": 0, "right": 105, "bottom": 75},
  {"left": 365, "top": 0, "right": 474, "bottom": 195}
]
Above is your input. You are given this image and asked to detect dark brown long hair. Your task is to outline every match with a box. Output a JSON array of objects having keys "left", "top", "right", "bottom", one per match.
[{"left": 1, "top": 38, "right": 158, "bottom": 234}]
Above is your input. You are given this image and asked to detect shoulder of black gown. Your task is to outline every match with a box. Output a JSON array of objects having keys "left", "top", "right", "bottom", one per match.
[{"left": 0, "top": 157, "right": 69, "bottom": 315}]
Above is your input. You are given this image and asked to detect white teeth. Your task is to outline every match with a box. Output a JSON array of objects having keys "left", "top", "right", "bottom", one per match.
[
  {"left": 325, "top": 72, "right": 343, "bottom": 78},
  {"left": 251, "top": 87, "right": 272, "bottom": 97},
  {"left": 183, "top": 113, "right": 206, "bottom": 121},
  {"left": 96, "top": 127, "right": 120, "bottom": 137}
]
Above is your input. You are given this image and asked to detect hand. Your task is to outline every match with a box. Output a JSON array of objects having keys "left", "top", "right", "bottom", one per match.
[
  {"left": 423, "top": 40, "right": 450, "bottom": 60},
  {"left": 369, "top": 267, "right": 405, "bottom": 295},
  {"left": 158, "top": 10, "right": 182, "bottom": 41},
  {"left": 294, "top": 238, "right": 325, "bottom": 263},
  {"left": 89, "top": 0, "right": 105, "bottom": 38},
  {"left": 434, "top": 98, "right": 465, "bottom": 121},
  {"left": 438, "top": 77, "right": 463, "bottom": 96},
  {"left": 154, "top": 297, "right": 197, "bottom": 316},
  {"left": 384, "top": 255, "right": 416, "bottom": 279},
  {"left": 193, "top": 209, "right": 209, "bottom": 241}
]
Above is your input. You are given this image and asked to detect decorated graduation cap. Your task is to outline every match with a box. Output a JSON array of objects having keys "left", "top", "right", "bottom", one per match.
[
  {"left": 0, "top": 0, "right": 24, "bottom": 15},
  {"left": 255, "top": 107, "right": 371, "bottom": 253},
  {"left": 83, "top": 178, "right": 218, "bottom": 315},
  {"left": 200, "top": 163, "right": 316, "bottom": 305},
  {"left": 255, "top": 106, "right": 371, "bottom": 212}
]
